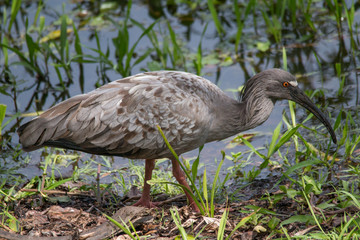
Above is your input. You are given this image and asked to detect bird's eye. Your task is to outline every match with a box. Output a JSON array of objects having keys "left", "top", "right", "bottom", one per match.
[{"left": 282, "top": 82, "right": 289, "bottom": 87}]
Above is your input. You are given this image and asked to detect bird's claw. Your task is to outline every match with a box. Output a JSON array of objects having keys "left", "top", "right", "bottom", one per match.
[{"left": 133, "top": 198, "right": 159, "bottom": 208}]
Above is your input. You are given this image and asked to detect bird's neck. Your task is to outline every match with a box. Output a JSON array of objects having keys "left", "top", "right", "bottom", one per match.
[
  {"left": 206, "top": 93, "right": 275, "bottom": 143},
  {"left": 241, "top": 92, "right": 275, "bottom": 131}
]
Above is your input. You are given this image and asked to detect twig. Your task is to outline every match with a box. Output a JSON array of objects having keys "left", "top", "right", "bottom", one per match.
[
  {"left": 96, "top": 164, "right": 101, "bottom": 203},
  {"left": 20, "top": 189, "right": 91, "bottom": 197}
]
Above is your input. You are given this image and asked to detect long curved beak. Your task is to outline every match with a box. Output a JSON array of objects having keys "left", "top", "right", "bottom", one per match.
[{"left": 289, "top": 87, "right": 337, "bottom": 144}]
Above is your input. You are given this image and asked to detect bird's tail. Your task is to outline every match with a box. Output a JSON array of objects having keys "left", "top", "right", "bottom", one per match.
[
  {"left": 18, "top": 118, "right": 45, "bottom": 151},
  {"left": 17, "top": 95, "right": 84, "bottom": 152},
  {"left": 17, "top": 115, "right": 63, "bottom": 152}
]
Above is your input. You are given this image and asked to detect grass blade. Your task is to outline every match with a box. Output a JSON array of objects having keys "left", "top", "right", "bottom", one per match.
[
  {"left": 217, "top": 208, "right": 229, "bottom": 240},
  {"left": 157, "top": 126, "right": 206, "bottom": 214},
  {"left": 194, "top": 22, "right": 208, "bottom": 75},
  {"left": 2, "top": 34, "right": 9, "bottom": 66},
  {"left": 147, "top": 179, "right": 203, "bottom": 210},
  {"left": 267, "top": 121, "right": 282, "bottom": 158},
  {"left": 166, "top": 21, "right": 186, "bottom": 69},
  {"left": 269, "top": 125, "right": 301, "bottom": 158},
  {"left": 210, "top": 151, "right": 225, "bottom": 217},
  {"left": 282, "top": 46, "right": 287, "bottom": 71},
  {"left": 60, "top": 14, "right": 68, "bottom": 62},
  {"left": 207, "top": 0, "right": 223, "bottom": 36},
  {"left": 274, "top": 159, "right": 322, "bottom": 187},
  {"left": 191, "top": 146, "right": 202, "bottom": 183},
  {"left": 104, "top": 214, "right": 136, "bottom": 239},
  {"left": 8, "top": 0, "right": 22, "bottom": 32},
  {"left": 233, "top": 0, "right": 241, "bottom": 53},
  {"left": 302, "top": 188, "right": 325, "bottom": 234},
  {"left": 203, "top": 168, "right": 209, "bottom": 214},
  {"left": 240, "top": 137, "right": 267, "bottom": 160},
  {"left": 226, "top": 209, "right": 260, "bottom": 240},
  {"left": 0, "top": 104, "right": 6, "bottom": 136},
  {"left": 170, "top": 208, "right": 188, "bottom": 239}
]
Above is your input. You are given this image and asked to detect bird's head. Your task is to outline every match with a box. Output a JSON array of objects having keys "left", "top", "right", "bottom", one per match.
[{"left": 241, "top": 68, "right": 337, "bottom": 144}]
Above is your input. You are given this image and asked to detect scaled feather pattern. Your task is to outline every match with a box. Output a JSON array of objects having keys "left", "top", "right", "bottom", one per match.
[{"left": 18, "top": 71, "right": 244, "bottom": 159}]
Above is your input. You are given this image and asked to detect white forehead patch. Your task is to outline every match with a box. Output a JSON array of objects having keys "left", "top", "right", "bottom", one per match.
[{"left": 289, "top": 81, "right": 298, "bottom": 87}]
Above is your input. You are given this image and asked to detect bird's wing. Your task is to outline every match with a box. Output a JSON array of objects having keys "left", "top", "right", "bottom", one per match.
[{"left": 19, "top": 72, "right": 213, "bottom": 158}]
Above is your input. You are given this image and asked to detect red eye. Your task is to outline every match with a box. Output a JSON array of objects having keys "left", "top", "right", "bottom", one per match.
[{"left": 283, "top": 82, "right": 289, "bottom": 87}]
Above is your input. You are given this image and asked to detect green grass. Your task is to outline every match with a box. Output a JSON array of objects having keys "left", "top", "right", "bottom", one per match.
[
  {"left": 105, "top": 212, "right": 143, "bottom": 240},
  {"left": 156, "top": 126, "right": 229, "bottom": 216}
]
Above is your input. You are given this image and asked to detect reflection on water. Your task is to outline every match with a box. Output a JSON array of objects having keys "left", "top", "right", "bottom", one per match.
[{"left": 0, "top": 0, "right": 359, "bottom": 183}]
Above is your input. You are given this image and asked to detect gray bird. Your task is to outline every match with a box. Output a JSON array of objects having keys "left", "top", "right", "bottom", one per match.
[{"left": 18, "top": 69, "right": 337, "bottom": 212}]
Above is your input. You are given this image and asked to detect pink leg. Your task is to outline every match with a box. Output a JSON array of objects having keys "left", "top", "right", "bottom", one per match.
[
  {"left": 133, "top": 159, "right": 158, "bottom": 208},
  {"left": 171, "top": 158, "right": 200, "bottom": 212}
]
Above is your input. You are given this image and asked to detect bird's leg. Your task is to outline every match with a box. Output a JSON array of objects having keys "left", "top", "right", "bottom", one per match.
[
  {"left": 133, "top": 159, "right": 158, "bottom": 208},
  {"left": 171, "top": 158, "right": 200, "bottom": 212}
]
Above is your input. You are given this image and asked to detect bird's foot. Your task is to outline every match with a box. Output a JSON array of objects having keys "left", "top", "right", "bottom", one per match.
[{"left": 133, "top": 197, "right": 159, "bottom": 208}]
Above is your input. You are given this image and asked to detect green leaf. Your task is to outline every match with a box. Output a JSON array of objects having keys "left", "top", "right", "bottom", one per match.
[
  {"left": 203, "top": 168, "right": 208, "bottom": 213},
  {"left": 218, "top": 209, "right": 229, "bottom": 240},
  {"left": 207, "top": 0, "right": 224, "bottom": 36},
  {"left": 267, "top": 121, "right": 282, "bottom": 158},
  {"left": 171, "top": 209, "right": 189, "bottom": 239},
  {"left": 175, "top": 235, "right": 196, "bottom": 240},
  {"left": 339, "top": 190, "right": 360, "bottom": 209},
  {"left": 268, "top": 217, "right": 281, "bottom": 230},
  {"left": 72, "top": 22, "right": 82, "bottom": 56},
  {"left": 8, "top": 0, "right": 22, "bottom": 32},
  {"left": 104, "top": 214, "right": 136, "bottom": 239},
  {"left": 127, "top": 18, "right": 160, "bottom": 74},
  {"left": 350, "top": 135, "right": 360, "bottom": 156},
  {"left": 8, "top": 218, "right": 20, "bottom": 232},
  {"left": 132, "top": 48, "right": 152, "bottom": 67},
  {"left": 166, "top": 20, "right": 185, "bottom": 68},
  {"left": 2, "top": 36, "right": 8, "bottom": 66},
  {"left": 194, "top": 22, "right": 208, "bottom": 75},
  {"left": 191, "top": 149, "right": 201, "bottom": 183},
  {"left": 0, "top": 104, "right": 6, "bottom": 134},
  {"left": 285, "top": 188, "right": 298, "bottom": 199},
  {"left": 245, "top": 205, "right": 277, "bottom": 215},
  {"left": 240, "top": 137, "right": 267, "bottom": 160},
  {"left": 282, "top": 46, "right": 287, "bottom": 71},
  {"left": 233, "top": 0, "right": 242, "bottom": 52},
  {"left": 0, "top": 43, "right": 39, "bottom": 73},
  {"left": 25, "top": 33, "right": 38, "bottom": 64},
  {"left": 226, "top": 209, "right": 260, "bottom": 240},
  {"left": 60, "top": 14, "right": 68, "bottom": 62},
  {"left": 256, "top": 41, "right": 270, "bottom": 52},
  {"left": 269, "top": 125, "right": 301, "bottom": 157},
  {"left": 281, "top": 215, "right": 315, "bottom": 226},
  {"left": 275, "top": 159, "right": 322, "bottom": 187},
  {"left": 303, "top": 175, "right": 322, "bottom": 194},
  {"left": 211, "top": 151, "right": 225, "bottom": 217},
  {"left": 39, "top": 16, "right": 45, "bottom": 33},
  {"left": 147, "top": 61, "right": 162, "bottom": 71},
  {"left": 46, "top": 178, "right": 72, "bottom": 190}
]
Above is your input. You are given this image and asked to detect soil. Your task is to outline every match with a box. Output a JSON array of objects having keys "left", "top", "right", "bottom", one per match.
[{"left": 0, "top": 179, "right": 355, "bottom": 240}]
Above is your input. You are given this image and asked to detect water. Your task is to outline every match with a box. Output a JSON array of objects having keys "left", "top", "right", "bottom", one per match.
[{"left": 0, "top": 1, "right": 359, "bottom": 185}]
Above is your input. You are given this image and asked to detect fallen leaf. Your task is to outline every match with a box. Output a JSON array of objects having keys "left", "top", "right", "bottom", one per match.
[
  {"left": 203, "top": 216, "right": 221, "bottom": 232},
  {"left": 40, "top": 28, "right": 73, "bottom": 43},
  {"left": 254, "top": 225, "right": 267, "bottom": 233}
]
